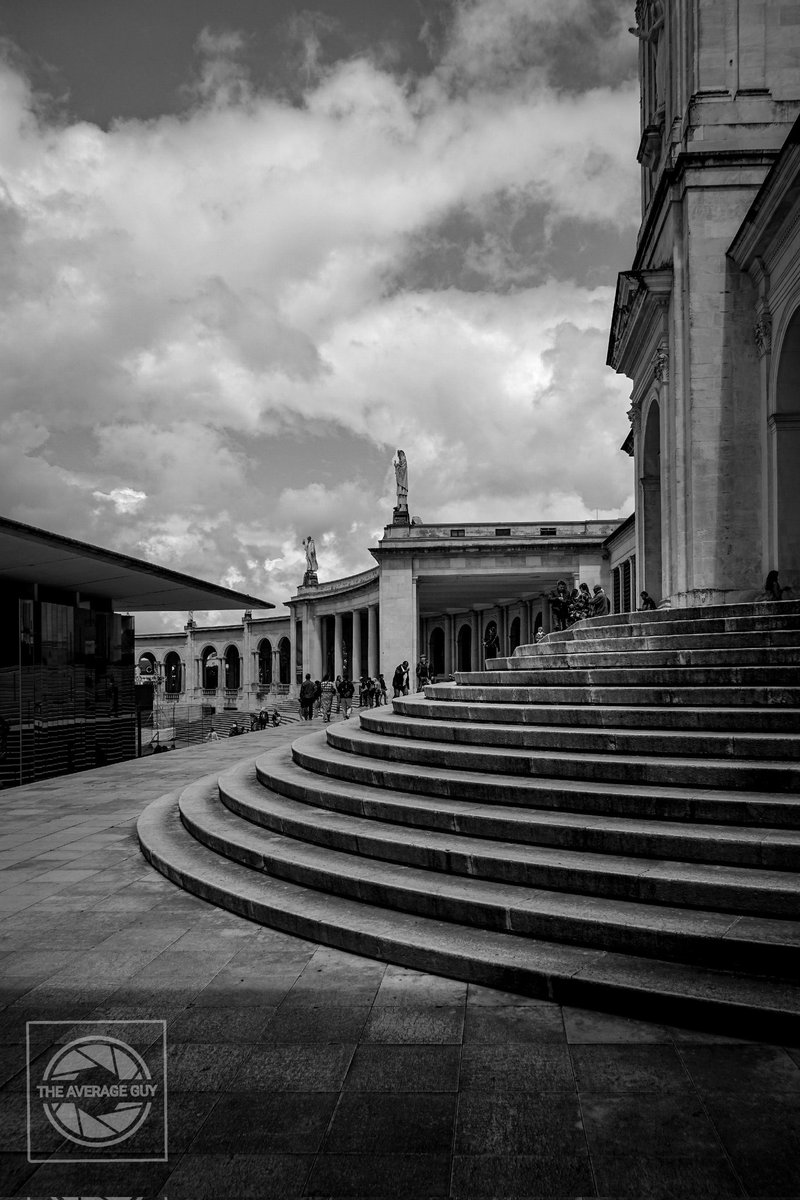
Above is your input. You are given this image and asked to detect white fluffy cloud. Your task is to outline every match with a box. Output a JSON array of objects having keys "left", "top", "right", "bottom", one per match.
[{"left": 0, "top": 0, "right": 639, "bottom": 629}]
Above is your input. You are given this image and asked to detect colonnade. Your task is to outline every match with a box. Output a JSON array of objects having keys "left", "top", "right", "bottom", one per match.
[
  {"left": 421, "top": 594, "right": 551, "bottom": 676},
  {"left": 294, "top": 602, "right": 380, "bottom": 684}
]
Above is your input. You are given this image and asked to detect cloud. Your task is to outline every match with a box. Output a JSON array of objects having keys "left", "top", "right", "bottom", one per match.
[{"left": 0, "top": 0, "right": 639, "bottom": 631}]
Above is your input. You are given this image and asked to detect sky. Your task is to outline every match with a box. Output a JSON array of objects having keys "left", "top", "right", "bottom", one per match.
[{"left": 0, "top": 0, "right": 641, "bottom": 632}]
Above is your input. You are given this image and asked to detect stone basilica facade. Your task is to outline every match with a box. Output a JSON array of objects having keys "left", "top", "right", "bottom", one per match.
[
  {"left": 609, "top": 0, "right": 800, "bottom": 608},
  {"left": 137, "top": 0, "right": 800, "bottom": 709}
]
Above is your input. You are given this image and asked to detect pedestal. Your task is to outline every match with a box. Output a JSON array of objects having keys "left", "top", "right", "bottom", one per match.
[{"left": 392, "top": 507, "right": 410, "bottom": 526}]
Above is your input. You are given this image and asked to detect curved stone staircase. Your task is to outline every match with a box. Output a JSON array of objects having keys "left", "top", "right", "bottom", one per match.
[{"left": 138, "top": 601, "right": 800, "bottom": 1039}]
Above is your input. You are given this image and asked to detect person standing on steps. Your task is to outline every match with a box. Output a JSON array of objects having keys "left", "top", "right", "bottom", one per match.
[
  {"left": 392, "top": 660, "right": 410, "bottom": 697},
  {"left": 639, "top": 590, "right": 657, "bottom": 611}
]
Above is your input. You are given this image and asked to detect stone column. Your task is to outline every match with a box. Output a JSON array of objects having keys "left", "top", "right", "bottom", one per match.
[
  {"left": 313, "top": 616, "right": 323, "bottom": 680},
  {"left": 272, "top": 647, "right": 280, "bottom": 693},
  {"left": 367, "top": 604, "right": 378, "bottom": 676},
  {"left": 334, "top": 613, "right": 343, "bottom": 678},
  {"left": 444, "top": 614, "right": 453, "bottom": 676},
  {"left": 184, "top": 620, "right": 195, "bottom": 699},
  {"left": 541, "top": 593, "right": 552, "bottom": 634},
  {"left": 351, "top": 609, "right": 362, "bottom": 682},
  {"left": 470, "top": 611, "right": 480, "bottom": 671}
]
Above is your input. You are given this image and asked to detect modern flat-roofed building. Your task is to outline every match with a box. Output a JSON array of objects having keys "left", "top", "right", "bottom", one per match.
[{"left": 0, "top": 516, "right": 271, "bottom": 788}]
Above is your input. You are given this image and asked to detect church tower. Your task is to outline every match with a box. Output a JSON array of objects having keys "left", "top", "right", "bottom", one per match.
[{"left": 608, "top": 0, "right": 800, "bottom": 606}]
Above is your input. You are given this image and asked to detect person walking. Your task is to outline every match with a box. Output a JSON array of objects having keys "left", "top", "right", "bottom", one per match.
[
  {"left": 320, "top": 676, "right": 336, "bottom": 722},
  {"left": 299, "top": 673, "right": 315, "bottom": 720},
  {"left": 378, "top": 674, "right": 388, "bottom": 705},
  {"left": 333, "top": 675, "right": 343, "bottom": 713},
  {"left": 339, "top": 674, "right": 355, "bottom": 718}
]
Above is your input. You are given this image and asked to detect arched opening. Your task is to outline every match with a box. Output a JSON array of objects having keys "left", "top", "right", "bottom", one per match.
[
  {"left": 456, "top": 623, "right": 472, "bottom": 671},
  {"left": 509, "top": 616, "right": 521, "bottom": 654},
  {"left": 201, "top": 646, "right": 218, "bottom": 689},
  {"left": 137, "top": 652, "right": 157, "bottom": 677},
  {"left": 224, "top": 646, "right": 240, "bottom": 690},
  {"left": 774, "top": 307, "right": 800, "bottom": 587},
  {"left": 258, "top": 639, "right": 272, "bottom": 687},
  {"left": 641, "top": 399, "right": 663, "bottom": 605},
  {"left": 278, "top": 637, "right": 291, "bottom": 685},
  {"left": 429, "top": 626, "right": 445, "bottom": 677},
  {"left": 164, "top": 651, "right": 182, "bottom": 695}
]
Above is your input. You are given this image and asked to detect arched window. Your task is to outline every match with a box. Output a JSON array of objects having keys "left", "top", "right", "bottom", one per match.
[
  {"left": 224, "top": 646, "right": 241, "bottom": 690},
  {"left": 201, "top": 646, "right": 218, "bottom": 689},
  {"left": 164, "top": 651, "right": 182, "bottom": 694},
  {"left": 456, "top": 623, "right": 472, "bottom": 672},
  {"left": 258, "top": 639, "right": 272, "bottom": 687}
]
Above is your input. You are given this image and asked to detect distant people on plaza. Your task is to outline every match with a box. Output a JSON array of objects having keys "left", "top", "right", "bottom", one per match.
[
  {"left": 416, "top": 655, "right": 430, "bottom": 690},
  {"left": 228, "top": 721, "right": 241, "bottom": 737},
  {"left": 339, "top": 674, "right": 355, "bottom": 717},
  {"left": 378, "top": 673, "right": 388, "bottom": 704},
  {"left": 359, "top": 674, "right": 370, "bottom": 708},
  {"left": 639, "top": 590, "right": 657, "bottom": 611},
  {"left": 592, "top": 584, "right": 611, "bottom": 616},
  {"left": 320, "top": 676, "right": 336, "bottom": 722},
  {"left": 312, "top": 678, "right": 322, "bottom": 717},
  {"left": 299, "top": 674, "right": 316, "bottom": 720},
  {"left": 334, "top": 675, "right": 343, "bottom": 713},
  {"left": 549, "top": 580, "right": 570, "bottom": 631},
  {"left": 250, "top": 713, "right": 260, "bottom": 732},
  {"left": 271, "top": 708, "right": 281, "bottom": 726},
  {"left": 392, "top": 660, "right": 410, "bottom": 697},
  {"left": 764, "top": 570, "right": 792, "bottom": 601},
  {"left": 258, "top": 708, "right": 268, "bottom": 730}
]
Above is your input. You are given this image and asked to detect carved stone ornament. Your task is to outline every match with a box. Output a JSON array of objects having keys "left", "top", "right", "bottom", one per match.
[
  {"left": 754, "top": 316, "right": 772, "bottom": 358},
  {"left": 627, "top": 402, "right": 642, "bottom": 438},
  {"left": 652, "top": 345, "right": 669, "bottom": 383}
]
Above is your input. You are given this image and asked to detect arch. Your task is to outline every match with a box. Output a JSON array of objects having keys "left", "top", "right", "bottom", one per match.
[
  {"left": 223, "top": 645, "right": 241, "bottom": 690},
  {"left": 201, "top": 645, "right": 218, "bottom": 689},
  {"left": 164, "top": 650, "right": 182, "bottom": 694},
  {"left": 641, "top": 398, "right": 663, "bottom": 605},
  {"left": 429, "top": 626, "right": 445, "bottom": 677},
  {"left": 509, "top": 616, "right": 521, "bottom": 654},
  {"left": 774, "top": 305, "right": 800, "bottom": 586},
  {"left": 456, "top": 622, "right": 472, "bottom": 672},
  {"left": 278, "top": 637, "right": 291, "bottom": 685},
  {"left": 257, "top": 638, "right": 273, "bottom": 687}
]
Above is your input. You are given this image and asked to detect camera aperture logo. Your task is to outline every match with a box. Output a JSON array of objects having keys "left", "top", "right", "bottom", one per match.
[
  {"left": 38, "top": 1035, "right": 154, "bottom": 1146},
  {"left": 27, "top": 1020, "right": 167, "bottom": 1163}
]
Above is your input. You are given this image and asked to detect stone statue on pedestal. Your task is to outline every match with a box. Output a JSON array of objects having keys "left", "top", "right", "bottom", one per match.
[
  {"left": 302, "top": 536, "right": 318, "bottom": 586},
  {"left": 393, "top": 450, "right": 410, "bottom": 526}
]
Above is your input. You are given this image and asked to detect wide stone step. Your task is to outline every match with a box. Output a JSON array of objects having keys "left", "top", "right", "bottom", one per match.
[
  {"left": 360, "top": 708, "right": 800, "bottom": 761},
  {"left": 185, "top": 768, "right": 800, "bottom": 959},
  {"left": 456, "top": 666, "right": 800, "bottom": 687},
  {"left": 292, "top": 731, "right": 800, "bottom": 827},
  {"left": 572, "top": 599, "right": 800, "bottom": 630},
  {"left": 498, "top": 647, "right": 800, "bottom": 671},
  {"left": 527, "top": 611, "right": 800, "bottom": 649},
  {"left": 529, "top": 629, "right": 800, "bottom": 654},
  {"left": 326, "top": 722, "right": 800, "bottom": 792},
  {"left": 257, "top": 746, "right": 800, "bottom": 869},
  {"left": 220, "top": 758, "right": 800, "bottom": 920},
  {"left": 396, "top": 696, "right": 800, "bottom": 733},
  {"left": 427, "top": 682, "right": 800, "bottom": 707},
  {"left": 136, "top": 787, "right": 800, "bottom": 1041}
]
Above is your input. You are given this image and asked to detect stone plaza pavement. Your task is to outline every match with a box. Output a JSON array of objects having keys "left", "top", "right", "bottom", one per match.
[{"left": 0, "top": 722, "right": 798, "bottom": 1199}]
